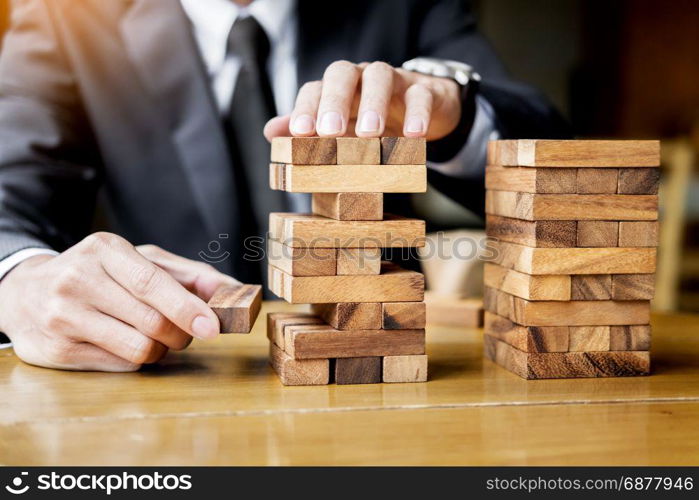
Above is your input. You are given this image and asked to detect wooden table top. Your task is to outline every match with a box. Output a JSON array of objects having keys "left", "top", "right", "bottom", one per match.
[{"left": 1, "top": 302, "right": 698, "bottom": 466}]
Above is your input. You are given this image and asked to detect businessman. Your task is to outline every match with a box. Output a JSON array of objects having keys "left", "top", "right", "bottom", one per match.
[{"left": 0, "top": 0, "right": 568, "bottom": 372}]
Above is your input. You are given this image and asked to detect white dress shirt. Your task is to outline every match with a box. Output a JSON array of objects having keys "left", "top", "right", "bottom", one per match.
[{"left": 0, "top": 0, "right": 499, "bottom": 283}]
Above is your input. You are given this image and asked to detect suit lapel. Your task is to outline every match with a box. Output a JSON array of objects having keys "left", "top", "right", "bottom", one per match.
[{"left": 119, "top": 0, "right": 236, "bottom": 241}]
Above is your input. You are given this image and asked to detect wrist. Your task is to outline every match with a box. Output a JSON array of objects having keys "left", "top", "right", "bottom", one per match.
[{"left": 0, "top": 254, "right": 53, "bottom": 333}]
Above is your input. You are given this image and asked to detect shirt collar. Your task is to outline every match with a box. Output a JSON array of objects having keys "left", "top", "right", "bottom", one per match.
[{"left": 180, "top": 0, "right": 294, "bottom": 74}]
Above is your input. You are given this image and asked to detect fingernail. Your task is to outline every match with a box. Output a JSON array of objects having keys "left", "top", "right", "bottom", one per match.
[
  {"left": 291, "top": 114, "right": 314, "bottom": 135},
  {"left": 358, "top": 110, "right": 380, "bottom": 133},
  {"left": 406, "top": 116, "right": 425, "bottom": 134},
  {"left": 192, "top": 315, "right": 218, "bottom": 340},
  {"left": 318, "top": 111, "right": 343, "bottom": 135}
]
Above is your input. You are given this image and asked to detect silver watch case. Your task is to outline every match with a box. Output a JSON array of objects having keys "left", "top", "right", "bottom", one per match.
[{"left": 401, "top": 57, "right": 481, "bottom": 87}]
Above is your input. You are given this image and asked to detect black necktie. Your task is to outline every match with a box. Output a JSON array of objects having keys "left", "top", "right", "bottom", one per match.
[{"left": 224, "top": 16, "right": 286, "bottom": 284}]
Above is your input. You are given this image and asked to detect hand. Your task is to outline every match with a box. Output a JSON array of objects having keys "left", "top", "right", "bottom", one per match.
[
  {"left": 0, "top": 233, "right": 239, "bottom": 372},
  {"left": 264, "top": 60, "right": 461, "bottom": 141}
]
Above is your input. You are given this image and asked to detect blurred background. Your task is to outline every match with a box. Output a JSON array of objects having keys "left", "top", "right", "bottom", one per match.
[{"left": 1, "top": 0, "right": 698, "bottom": 312}]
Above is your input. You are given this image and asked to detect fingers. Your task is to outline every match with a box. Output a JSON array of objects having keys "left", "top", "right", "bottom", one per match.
[
  {"left": 76, "top": 311, "right": 168, "bottom": 365},
  {"left": 264, "top": 115, "right": 291, "bottom": 142},
  {"left": 15, "top": 337, "right": 143, "bottom": 372},
  {"left": 89, "top": 234, "right": 221, "bottom": 340},
  {"left": 289, "top": 81, "right": 322, "bottom": 136},
  {"left": 402, "top": 83, "right": 433, "bottom": 137},
  {"left": 137, "top": 244, "right": 240, "bottom": 301},
  {"left": 88, "top": 278, "right": 193, "bottom": 351},
  {"left": 355, "top": 62, "right": 394, "bottom": 137},
  {"left": 316, "top": 61, "right": 361, "bottom": 136}
]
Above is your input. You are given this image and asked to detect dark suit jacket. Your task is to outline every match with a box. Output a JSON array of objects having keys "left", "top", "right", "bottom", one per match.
[{"left": 0, "top": 0, "right": 569, "bottom": 278}]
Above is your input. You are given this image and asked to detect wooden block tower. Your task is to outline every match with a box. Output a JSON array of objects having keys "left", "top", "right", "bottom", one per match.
[
  {"left": 266, "top": 136, "right": 428, "bottom": 385},
  {"left": 483, "top": 139, "right": 660, "bottom": 379}
]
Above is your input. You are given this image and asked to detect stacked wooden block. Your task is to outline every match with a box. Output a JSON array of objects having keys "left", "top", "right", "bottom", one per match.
[
  {"left": 483, "top": 139, "right": 660, "bottom": 379},
  {"left": 267, "top": 137, "right": 428, "bottom": 385}
]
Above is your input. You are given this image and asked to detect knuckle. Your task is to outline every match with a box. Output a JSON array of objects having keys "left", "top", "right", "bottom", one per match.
[
  {"left": 300, "top": 80, "right": 321, "bottom": 94},
  {"left": 366, "top": 61, "right": 393, "bottom": 76},
  {"left": 42, "top": 299, "right": 70, "bottom": 331},
  {"left": 82, "top": 232, "right": 117, "bottom": 252},
  {"left": 325, "top": 60, "right": 357, "bottom": 77},
  {"left": 140, "top": 307, "right": 168, "bottom": 338},
  {"left": 51, "top": 266, "right": 82, "bottom": 296},
  {"left": 44, "top": 339, "right": 76, "bottom": 366},
  {"left": 129, "top": 265, "right": 161, "bottom": 297},
  {"left": 128, "top": 337, "right": 158, "bottom": 365}
]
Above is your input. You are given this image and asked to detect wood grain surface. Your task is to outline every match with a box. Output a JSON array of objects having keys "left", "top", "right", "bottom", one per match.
[
  {"left": 487, "top": 140, "right": 660, "bottom": 167},
  {"left": 491, "top": 240, "right": 657, "bottom": 275},
  {"left": 311, "top": 193, "right": 383, "bottom": 221},
  {"left": 486, "top": 214, "right": 576, "bottom": 248},
  {"left": 269, "top": 263, "right": 424, "bottom": 303},
  {"left": 485, "top": 191, "right": 658, "bottom": 221},
  {"left": 269, "top": 212, "right": 425, "bottom": 248},
  {"left": 336, "top": 137, "right": 381, "bottom": 165},
  {"left": 382, "top": 355, "right": 428, "bottom": 383},
  {"left": 208, "top": 284, "right": 262, "bottom": 333},
  {"left": 311, "top": 303, "right": 382, "bottom": 330},
  {"left": 270, "top": 163, "right": 427, "bottom": 193},
  {"left": 335, "top": 357, "right": 382, "bottom": 385},
  {"left": 483, "top": 286, "right": 650, "bottom": 326},
  {"left": 271, "top": 137, "right": 337, "bottom": 165},
  {"left": 484, "top": 334, "right": 650, "bottom": 379}
]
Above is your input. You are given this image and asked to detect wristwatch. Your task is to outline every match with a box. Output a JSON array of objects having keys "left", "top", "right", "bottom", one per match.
[
  {"left": 401, "top": 57, "right": 481, "bottom": 88},
  {"left": 401, "top": 57, "right": 481, "bottom": 161}
]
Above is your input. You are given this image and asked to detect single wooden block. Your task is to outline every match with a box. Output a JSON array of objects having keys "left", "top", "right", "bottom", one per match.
[
  {"left": 269, "top": 343, "right": 330, "bottom": 386},
  {"left": 208, "top": 284, "right": 262, "bottom": 333},
  {"left": 311, "top": 303, "right": 382, "bottom": 330},
  {"left": 612, "top": 274, "right": 655, "bottom": 300},
  {"left": 382, "top": 302, "right": 427, "bottom": 329},
  {"left": 484, "top": 311, "right": 569, "bottom": 353},
  {"left": 270, "top": 263, "right": 424, "bottom": 303},
  {"left": 483, "top": 262, "right": 571, "bottom": 301},
  {"left": 266, "top": 312, "right": 324, "bottom": 349},
  {"left": 270, "top": 163, "right": 427, "bottom": 193},
  {"left": 335, "top": 357, "right": 382, "bottom": 384},
  {"left": 485, "top": 165, "right": 577, "bottom": 193},
  {"left": 380, "top": 137, "right": 426, "bottom": 164},
  {"left": 484, "top": 334, "right": 650, "bottom": 379},
  {"left": 267, "top": 238, "right": 336, "bottom": 276},
  {"left": 487, "top": 140, "right": 660, "bottom": 167},
  {"left": 336, "top": 137, "right": 381, "bottom": 164},
  {"left": 311, "top": 193, "right": 383, "bottom": 221},
  {"left": 483, "top": 287, "right": 650, "bottom": 326},
  {"left": 618, "top": 221, "right": 659, "bottom": 247},
  {"left": 486, "top": 215, "right": 576, "bottom": 248},
  {"left": 485, "top": 191, "right": 658, "bottom": 221},
  {"left": 382, "top": 355, "right": 428, "bottom": 383},
  {"left": 569, "top": 326, "right": 611, "bottom": 351},
  {"left": 617, "top": 168, "right": 660, "bottom": 194},
  {"left": 576, "top": 221, "right": 619, "bottom": 247},
  {"left": 271, "top": 137, "right": 337, "bottom": 165},
  {"left": 571, "top": 275, "right": 612, "bottom": 300},
  {"left": 336, "top": 248, "right": 382, "bottom": 275},
  {"left": 269, "top": 213, "right": 425, "bottom": 248},
  {"left": 610, "top": 325, "right": 651, "bottom": 351},
  {"left": 424, "top": 292, "right": 484, "bottom": 327},
  {"left": 491, "top": 240, "right": 657, "bottom": 275},
  {"left": 285, "top": 325, "right": 425, "bottom": 359},
  {"left": 576, "top": 168, "right": 619, "bottom": 194}
]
